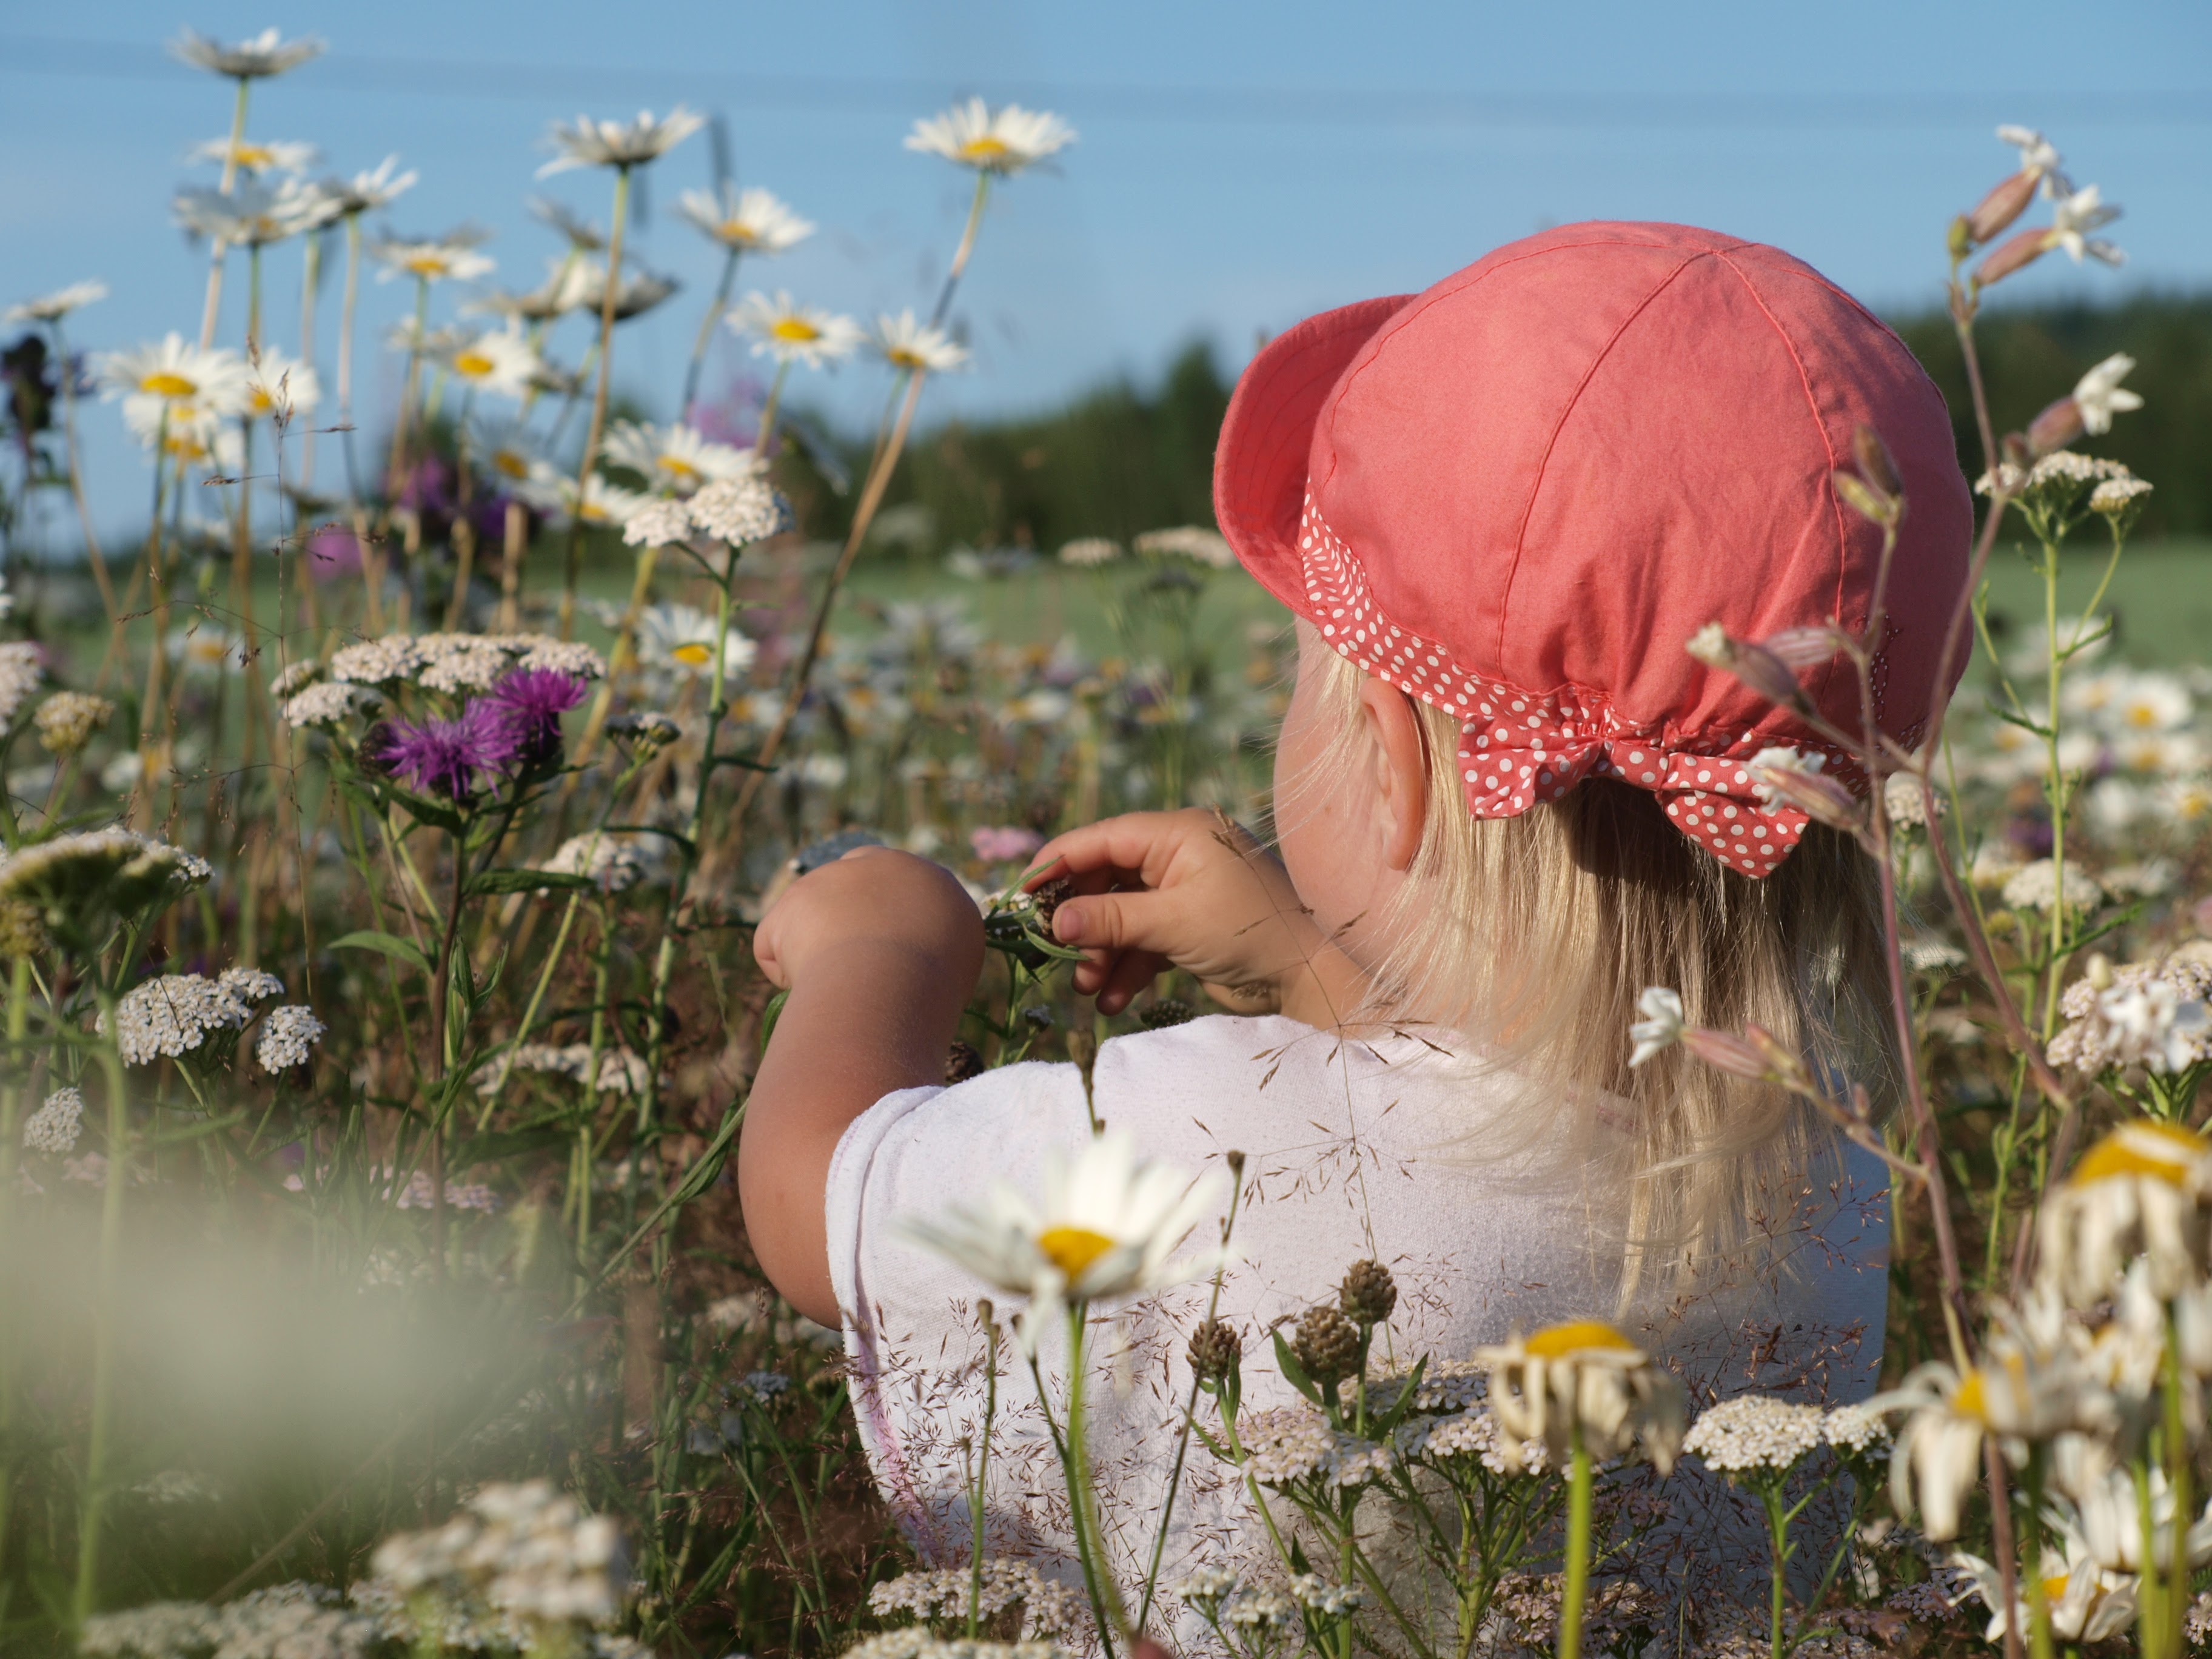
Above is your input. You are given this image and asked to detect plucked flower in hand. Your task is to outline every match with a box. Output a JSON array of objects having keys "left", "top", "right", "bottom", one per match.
[
  {"left": 537, "top": 107, "right": 705, "bottom": 176},
  {"left": 906, "top": 98, "right": 1076, "bottom": 176},
  {"left": 2039, "top": 1120, "right": 2212, "bottom": 1305},
  {"left": 898, "top": 1127, "right": 1225, "bottom": 1349},
  {"left": 676, "top": 184, "right": 814, "bottom": 254},
  {"left": 1473, "top": 1320, "right": 1687, "bottom": 1475}
]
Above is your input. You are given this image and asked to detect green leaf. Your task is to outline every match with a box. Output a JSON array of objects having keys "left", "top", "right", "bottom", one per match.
[
  {"left": 468, "top": 868, "right": 594, "bottom": 897},
  {"left": 760, "top": 989, "right": 789, "bottom": 1056},
  {"left": 330, "top": 930, "right": 432, "bottom": 976},
  {"left": 1273, "top": 1329, "right": 1322, "bottom": 1407},
  {"left": 1371, "top": 1355, "right": 1428, "bottom": 1438}
]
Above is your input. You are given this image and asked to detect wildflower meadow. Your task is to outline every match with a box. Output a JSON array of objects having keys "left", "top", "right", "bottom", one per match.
[{"left": 1, "top": 27, "right": 2210, "bottom": 1659}]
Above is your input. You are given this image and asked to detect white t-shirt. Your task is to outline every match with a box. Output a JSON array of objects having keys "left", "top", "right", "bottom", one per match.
[{"left": 827, "top": 1014, "right": 1888, "bottom": 1646}]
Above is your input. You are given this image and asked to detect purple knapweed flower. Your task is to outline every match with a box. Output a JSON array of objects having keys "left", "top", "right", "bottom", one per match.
[
  {"left": 484, "top": 667, "right": 587, "bottom": 768},
  {"left": 363, "top": 701, "right": 511, "bottom": 800}
]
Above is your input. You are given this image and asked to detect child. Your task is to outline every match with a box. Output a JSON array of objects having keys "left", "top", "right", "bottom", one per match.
[{"left": 740, "top": 222, "right": 1970, "bottom": 1630}]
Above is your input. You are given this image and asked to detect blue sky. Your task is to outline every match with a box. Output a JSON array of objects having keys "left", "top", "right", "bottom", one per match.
[{"left": 4, "top": 1, "right": 2207, "bottom": 535}]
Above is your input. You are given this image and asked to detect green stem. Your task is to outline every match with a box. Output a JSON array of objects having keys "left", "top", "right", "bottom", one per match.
[
  {"left": 968, "top": 1302, "right": 998, "bottom": 1639},
  {"left": 2163, "top": 1313, "right": 2192, "bottom": 1659},
  {"left": 2021, "top": 1449, "right": 2054, "bottom": 1659},
  {"left": 560, "top": 164, "right": 631, "bottom": 640},
  {"left": 72, "top": 999, "right": 133, "bottom": 1626},
  {"left": 681, "top": 245, "right": 742, "bottom": 420},
  {"left": 1559, "top": 1427, "right": 1592, "bottom": 1659}
]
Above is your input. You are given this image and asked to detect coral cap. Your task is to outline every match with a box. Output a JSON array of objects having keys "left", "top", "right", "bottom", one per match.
[{"left": 1215, "top": 221, "right": 1971, "bottom": 876}]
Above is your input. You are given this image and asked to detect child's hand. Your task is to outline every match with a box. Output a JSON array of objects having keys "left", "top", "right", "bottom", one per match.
[{"left": 1028, "top": 809, "right": 1369, "bottom": 1028}]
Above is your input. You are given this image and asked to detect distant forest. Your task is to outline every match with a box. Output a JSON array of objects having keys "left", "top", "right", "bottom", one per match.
[{"left": 788, "top": 293, "right": 2211, "bottom": 555}]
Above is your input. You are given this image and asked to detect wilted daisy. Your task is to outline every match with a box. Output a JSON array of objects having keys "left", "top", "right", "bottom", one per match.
[
  {"left": 638, "top": 603, "right": 756, "bottom": 682},
  {"left": 898, "top": 1127, "right": 1224, "bottom": 1348},
  {"left": 537, "top": 107, "right": 705, "bottom": 176},
  {"left": 443, "top": 330, "right": 540, "bottom": 401},
  {"left": 1472, "top": 1320, "right": 1687, "bottom": 1475},
  {"left": 371, "top": 231, "right": 495, "bottom": 285},
  {"left": 728, "top": 292, "right": 862, "bottom": 369},
  {"left": 566, "top": 261, "right": 680, "bottom": 323},
  {"left": 323, "top": 155, "right": 418, "bottom": 218},
  {"left": 906, "top": 98, "right": 1076, "bottom": 176},
  {"left": 676, "top": 183, "right": 814, "bottom": 253},
  {"left": 1681, "top": 1394, "right": 1827, "bottom": 1476},
  {"left": 5, "top": 280, "right": 107, "bottom": 326},
  {"left": 22, "top": 1087, "right": 85, "bottom": 1156},
  {"left": 98, "top": 335, "right": 250, "bottom": 432},
  {"left": 171, "top": 27, "right": 324, "bottom": 79},
  {"left": 871, "top": 310, "right": 970, "bottom": 374},
  {"left": 255, "top": 1006, "right": 326, "bottom": 1073},
  {"left": 604, "top": 421, "right": 758, "bottom": 495},
  {"left": 173, "top": 177, "right": 335, "bottom": 247},
  {"left": 2039, "top": 1120, "right": 2212, "bottom": 1305}
]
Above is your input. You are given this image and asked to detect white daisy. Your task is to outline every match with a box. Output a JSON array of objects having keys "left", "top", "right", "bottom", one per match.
[
  {"left": 728, "top": 291, "right": 862, "bottom": 368},
  {"left": 537, "top": 107, "right": 705, "bottom": 177},
  {"left": 173, "top": 177, "right": 336, "bottom": 247},
  {"left": 897, "top": 1127, "right": 1224, "bottom": 1350},
  {"left": 603, "top": 421, "right": 760, "bottom": 495},
  {"left": 517, "top": 463, "right": 645, "bottom": 528},
  {"left": 905, "top": 98, "right": 1076, "bottom": 175},
  {"left": 370, "top": 232, "right": 495, "bottom": 285},
  {"left": 5, "top": 281, "right": 107, "bottom": 326},
  {"left": 676, "top": 184, "right": 814, "bottom": 254},
  {"left": 243, "top": 347, "right": 321, "bottom": 420},
  {"left": 323, "top": 156, "right": 417, "bottom": 218},
  {"left": 871, "top": 310, "right": 970, "bottom": 374},
  {"left": 637, "top": 603, "right": 755, "bottom": 681},
  {"left": 443, "top": 330, "right": 541, "bottom": 401},
  {"left": 566, "top": 261, "right": 679, "bottom": 321},
  {"left": 188, "top": 136, "right": 319, "bottom": 175},
  {"left": 98, "top": 335, "right": 252, "bottom": 435},
  {"left": 469, "top": 421, "right": 549, "bottom": 490},
  {"left": 170, "top": 27, "right": 323, "bottom": 79}
]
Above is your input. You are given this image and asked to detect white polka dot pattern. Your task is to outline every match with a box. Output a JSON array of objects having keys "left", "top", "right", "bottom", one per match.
[{"left": 1295, "top": 494, "right": 1846, "bottom": 878}]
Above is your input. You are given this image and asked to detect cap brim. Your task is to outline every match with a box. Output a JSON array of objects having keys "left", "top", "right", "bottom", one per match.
[{"left": 1213, "top": 293, "right": 1410, "bottom": 617}]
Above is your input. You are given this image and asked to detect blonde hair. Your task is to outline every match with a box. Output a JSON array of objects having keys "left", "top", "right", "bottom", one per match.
[{"left": 1279, "top": 641, "right": 1897, "bottom": 1307}]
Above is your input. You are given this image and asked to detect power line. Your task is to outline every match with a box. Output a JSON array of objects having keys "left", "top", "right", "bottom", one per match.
[{"left": 4, "top": 33, "right": 2210, "bottom": 129}]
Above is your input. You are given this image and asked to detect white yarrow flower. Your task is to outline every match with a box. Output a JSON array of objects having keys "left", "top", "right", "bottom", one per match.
[
  {"left": 1682, "top": 1394, "right": 1827, "bottom": 1475},
  {"left": 22, "top": 1087, "right": 85, "bottom": 1155},
  {"left": 256, "top": 1006, "right": 327, "bottom": 1073}
]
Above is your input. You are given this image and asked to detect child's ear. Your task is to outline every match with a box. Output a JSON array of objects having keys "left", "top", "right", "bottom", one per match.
[{"left": 1358, "top": 679, "right": 1428, "bottom": 873}]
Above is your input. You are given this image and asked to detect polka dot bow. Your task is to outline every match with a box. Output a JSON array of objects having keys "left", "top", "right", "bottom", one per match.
[{"left": 1297, "top": 495, "right": 1830, "bottom": 878}]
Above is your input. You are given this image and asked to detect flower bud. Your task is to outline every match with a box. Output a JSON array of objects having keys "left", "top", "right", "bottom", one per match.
[
  {"left": 944, "top": 1040, "right": 984, "bottom": 1084},
  {"left": 1966, "top": 170, "right": 2040, "bottom": 245},
  {"left": 1188, "top": 1316, "right": 1243, "bottom": 1384},
  {"left": 1831, "top": 471, "right": 1893, "bottom": 527},
  {"left": 1680, "top": 1027, "right": 1769, "bottom": 1079},
  {"left": 1683, "top": 621, "right": 1803, "bottom": 707},
  {"left": 1852, "top": 424, "right": 1903, "bottom": 502},
  {"left": 2026, "top": 395, "right": 2085, "bottom": 458},
  {"left": 1946, "top": 215, "right": 1974, "bottom": 262},
  {"left": 1338, "top": 1259, "right": 1398, "bottom": 1329},
  {"left": 1760, "top": 625, "right": 1852, "bottom": 669},
  {"left": 1974, "top": 226, "right": 2051, "bottom": 289},
  {"left": 1292, "top": 1304, "right": 1361, "bottom": 1384},
  {"left": 1748, "top": 759, "right": 1865, "bottom": 834}
]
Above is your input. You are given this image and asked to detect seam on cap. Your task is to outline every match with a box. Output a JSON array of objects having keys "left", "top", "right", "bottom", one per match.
[
  {"left": 1492, "top": 250, "right": 1709, "bottom": 669},
  {"left": 1711, "top": 249, "right": 1852, "bottom": 719}
]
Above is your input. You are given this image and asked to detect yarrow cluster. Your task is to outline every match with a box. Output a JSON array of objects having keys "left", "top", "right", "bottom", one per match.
[
  {"left": 255, "top": 1005, "right": 327, "bottom": 1073},
  {"left": 21, "top": 1087, "right": 85, "bottom": 1155},
  {"left": 1396, "top": 1407, "right": 1549, "bottom": 1475},
  {"left": 35, "top": 691, "right": 115, "bottom": 756},
  {"left": 2002, "top": 856, "right": 2105, "bottom": 914},
  {"left": 0, "top": 640, "right": 46, "bottom": 728},
  {"left": 103, "top": 968, "right": 283, "bottom": 1065},
  {"left": 866, "top": 1559, "right": 1085, "bottom": 1640},
  {"left": 2048, "top": 957, "right": 2212, "bottom": 1076},
  {"left": 472, "top": 1042, "right": 651, "bottom": 1098},
  {"left": 368, "top": 1480, "right": 627, "bottom": 1626},
  {"left": 1233, "top": 1405, "right": 1390, "bottom": 1488},
  {"left": 620, "top": 474, "right": 793, "bottom": 548},
  {"left": 1681, "top": 1395, "right": 1828, "bottom": 1475}
]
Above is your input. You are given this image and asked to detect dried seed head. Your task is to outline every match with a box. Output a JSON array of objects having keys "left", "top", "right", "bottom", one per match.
[
  {"left": 1187, "top": 1316, "right": 1242, "bottom": 1383},
  {"left": 1140, "top": 998, "right": 1195, "bottom": 1030},
  {"left": 1292, "top": 1303, "right": 1361, "bottom": 1384},
  {"left": 944, "top": 1041, "right": 984, "bottom": 1084},
  {"left": 1338, "top": 1259, "right": 1398, "bottom": 1328},
  {"left": 0, "top": 897, "right": 47, "bottom": 958}
]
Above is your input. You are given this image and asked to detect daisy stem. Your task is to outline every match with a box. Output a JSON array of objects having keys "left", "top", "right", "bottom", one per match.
[
  {"left": 2020, "top": 1448, "right": 2055, "bottom": 1659},
  {"left": 1061, "top": 1301, "right": 1125, "bottom": 1658},
  {"left": 135, "top": 417, "right": 173, "bottom": 831},
  {"left": 931, "top": 173, "right": 992, "bottom": 330},
  {"left": 2163, "top": 1312, "right": 2191, "bottom": 1659},
  {"left": 299, "top": 227, "right": 320, "bottom": 491},
  {"left": 1558, "top": 1426, "right": 1592, "bottom": 1659},
  {"left": 754, "top": 360, "right": 792, "bottom": 457},
  {"left": 2040, "top": 537, "right": 2068, "bottom": 1042},
  {"left": 2135, "top": 1456, "right": 2163, "bottom": 1659},
  {"left": 50, "top": 318, "right": 119, "bottom": 629},
  {"left": 195, "top": 78, "right": 251, "bottom": 351},
  {"left": 72, "top": 997, "right": 132, "bottom": 1627},
  {"left": 560, "top": 164, "right": 632, "bottom": 641},
  {"left": 682, "top": 245, "right": 742, "bottom": 423},
  {"left": 967, "top": 1301, "right": 997, "bottom": 1639}
]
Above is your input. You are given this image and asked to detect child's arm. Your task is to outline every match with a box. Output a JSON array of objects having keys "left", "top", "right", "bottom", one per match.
[
  {"left": 1030, "top": 809, "right": 1372, "bottom": 1028},
  {"left": 742, "top": 846, "right": 985, "bottom": 1326}
]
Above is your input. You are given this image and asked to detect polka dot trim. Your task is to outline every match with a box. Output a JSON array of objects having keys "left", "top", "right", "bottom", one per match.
[{"left": 1296, "top": 494, "right": 1848, "bottom": 879}]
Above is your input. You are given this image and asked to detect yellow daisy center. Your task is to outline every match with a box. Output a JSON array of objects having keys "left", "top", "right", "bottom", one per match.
[
  {"left": 887, "top": 347, "right": 924, "bottom": 369},
  {"left": 236, "top": 144, "right": 275, "bottom": 168},
  {"left": 671, "top": 642, "right": 714, "bottom": 667},
  {"left": 1526, "top": 1320, "right": 1638, "bottom": 1359},
  {"left": 1952, "top": 1368, "right": 1988, "bottom": 1421},
  {"left": 2044, "top": 1573, "right": 2070, "bottom": 1601},
  {"left": 453, "top": 351, "right": 495, "bottom": 378},
  {"left": 492, "top": 451, "right": 529, "bottom": 480},
  {"left": 404, "top": 253, "right": 447, "bottom": 276},
  {"left": 1038, "top": 1225, "right": 1118, "bottom": 1279},
  {"left": 142, "top": 372, "right": 199, "bottom": 399},
  {"left": 2127, "top": 705, "right": 2157, "bottom": 727},
  {"left": 770, "top": 317, "right": 823, "bottom": 344},
  {"left": 959, "top": 136, "right": 1011, "bottom": 164},
  {"left": 662, "top": 455, "right": 699, "bottom": 480},
  {"left": 2073, "top": 1121, "right": 2208, "bottom": 1188}
]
